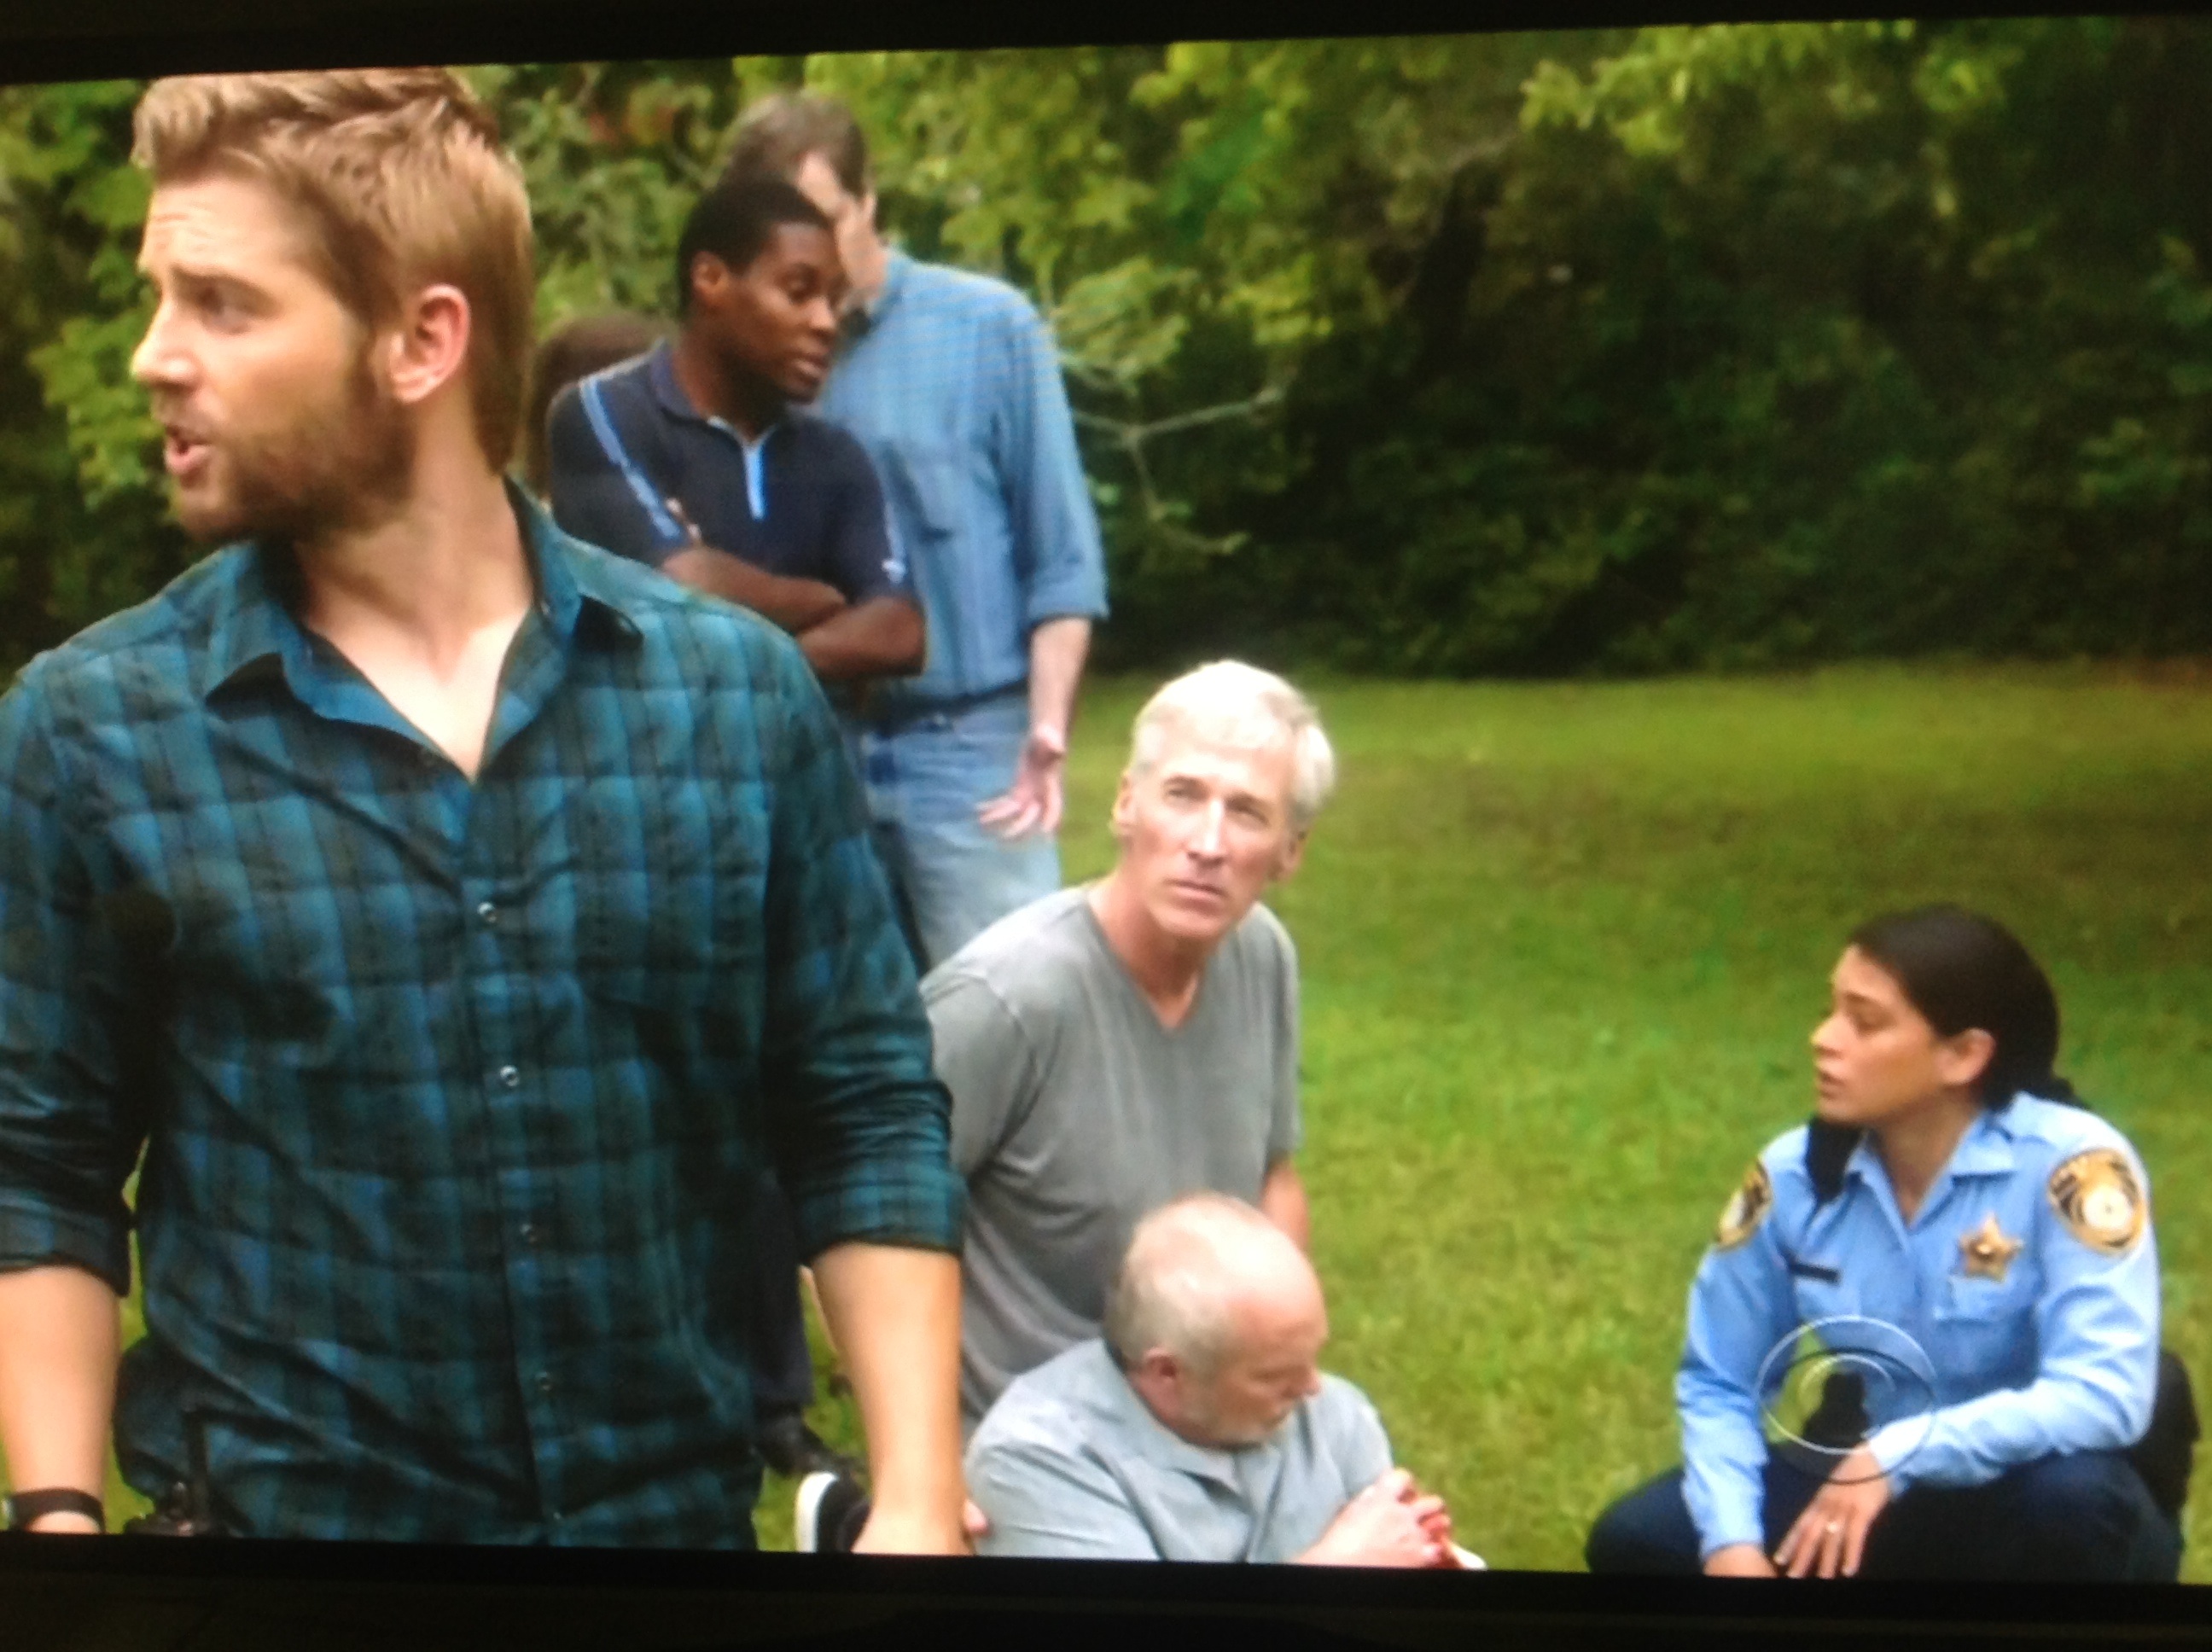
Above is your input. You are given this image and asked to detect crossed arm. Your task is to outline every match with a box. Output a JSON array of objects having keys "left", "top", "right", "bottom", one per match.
[{"left": 659, "top": 545, "right": 923, "bottom": 682}]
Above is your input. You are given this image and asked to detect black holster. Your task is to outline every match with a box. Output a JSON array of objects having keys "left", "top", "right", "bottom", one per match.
[{"left": 2128, "top": 1347, "right": 2198, "bottom": 1522}]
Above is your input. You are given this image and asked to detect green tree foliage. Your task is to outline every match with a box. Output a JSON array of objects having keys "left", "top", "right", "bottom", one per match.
[
  {"left": 0, "top": 79, "right": 186, "bottom": 669},
  {"left": 7, "top": 25, "right": 2212, "bottom": 674}
]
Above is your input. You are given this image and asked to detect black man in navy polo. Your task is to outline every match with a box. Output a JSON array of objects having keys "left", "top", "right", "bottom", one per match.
[{"left": 545, "top": 179, "right": 922, "bottom": 693}]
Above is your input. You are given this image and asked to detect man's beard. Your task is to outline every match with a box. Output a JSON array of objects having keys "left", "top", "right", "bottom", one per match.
[
  {"left": 170, "top": 348, "right": 416, "bottom": 549},
  {"left": 1184, "top": 1385, "right": 1288, "bottom": 1450}
]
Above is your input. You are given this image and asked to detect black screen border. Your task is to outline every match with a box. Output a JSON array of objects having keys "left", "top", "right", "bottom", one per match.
[{"left": 1, "top": 0, "right": 2208, "bottom": 1643}]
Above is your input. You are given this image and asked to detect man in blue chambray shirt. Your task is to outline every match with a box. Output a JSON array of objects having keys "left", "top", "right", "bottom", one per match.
[
  {"left": 0, "top": 67, "right": 967, "bottom": 1550},
  {"left": 720, "top": 94, "right": 1110, "bottom": 970}
]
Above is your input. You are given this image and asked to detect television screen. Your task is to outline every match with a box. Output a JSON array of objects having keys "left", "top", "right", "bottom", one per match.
[{"left": 1, "top": 4, "right": 2207, "bottom": 1644}]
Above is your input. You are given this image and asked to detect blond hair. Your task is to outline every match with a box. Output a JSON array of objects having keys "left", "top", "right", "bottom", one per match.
[{"left": 133, "top": 68, "right": 535, "bottom": 470}]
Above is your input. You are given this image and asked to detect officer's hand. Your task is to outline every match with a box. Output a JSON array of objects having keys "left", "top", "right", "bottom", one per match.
[
  {"left": 1773, "top": 1446, "right": 1891, "bottom": 1579},
  {"left": 1703, "top": 1543, "right": 1778, "bottom": 1579},
  {"left": 1295, "top": 1469, "right": 1452, "bottom": 1568}
]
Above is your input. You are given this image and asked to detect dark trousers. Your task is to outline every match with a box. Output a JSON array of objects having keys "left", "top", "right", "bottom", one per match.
[
  {"left": 747, "top": 1174, "right": 817, "bottom": 1418},
  {"left": 1586, "top": 1450, "right": 2183, "bottom": 1581}
]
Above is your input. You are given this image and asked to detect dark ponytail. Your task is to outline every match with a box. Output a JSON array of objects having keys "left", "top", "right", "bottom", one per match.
[
  {"left": 1846, "top": 905, "right": 2076, "bottom": 1108},
  {"left": 1806, "top": 905, "right": 2081, "bottom": 1203}
]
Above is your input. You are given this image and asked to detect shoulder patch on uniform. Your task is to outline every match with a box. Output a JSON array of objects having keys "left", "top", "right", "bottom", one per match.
[
  {"left": 1714, "top": 1160, "right": 1774, "bottom": 1251},
  {"left": 2048, "top": 1148, "right": 2147, "bottom": 1256}
]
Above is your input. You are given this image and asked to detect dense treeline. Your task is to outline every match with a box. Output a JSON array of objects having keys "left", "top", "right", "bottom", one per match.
[{"left": 4, "top": 21, "right": 2211, "bottom": 675}]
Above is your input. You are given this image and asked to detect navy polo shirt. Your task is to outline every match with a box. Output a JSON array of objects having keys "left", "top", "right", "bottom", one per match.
[{"left": 545, "top": 340, "right": 911, "bottom": 607}]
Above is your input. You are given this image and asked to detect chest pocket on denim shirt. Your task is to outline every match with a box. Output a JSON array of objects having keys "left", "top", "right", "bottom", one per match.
[{"left": 884, "top": 445, "right": 965, "bottom": 542}]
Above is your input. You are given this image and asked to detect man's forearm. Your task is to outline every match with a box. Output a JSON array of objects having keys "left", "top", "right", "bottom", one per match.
[
  {"left": 1024, "top": 617, "right": 1091, "bottom": 742},
  {"left": 809, "top": 1242, "right": 965, "bottom": 1550},
  {"left": 0, "top": 1265, "right": 119, "bottom": 1531},
  {"left": 799, "top": 597, "right": 925, "bottom": 683},
  {"left": 1259, "top": 1158, "right": 1311, "bottom": 1250},
  {"left": 661, "top": 546, "right": 847, "bottom": 632}
]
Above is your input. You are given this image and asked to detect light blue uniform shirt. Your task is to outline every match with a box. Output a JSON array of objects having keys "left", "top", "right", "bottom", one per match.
[
  {"left": 818, "top": 251, "right": 1108, "bottom": 712},
  {"left": 967, "top": 1339, "right": 1393, "bottom": 1562},
  {"left": 1678, "top": 1094, "right": 2159, "bottom": 1558}
]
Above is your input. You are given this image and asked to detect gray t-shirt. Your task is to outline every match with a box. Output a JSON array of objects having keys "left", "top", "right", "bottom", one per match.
[
  {"left": 966, "top": 1339, "right": 1390, "bottom": 1562},
  {"left": 923, "top": 887, "right": 1301, "bottom": 1422}
]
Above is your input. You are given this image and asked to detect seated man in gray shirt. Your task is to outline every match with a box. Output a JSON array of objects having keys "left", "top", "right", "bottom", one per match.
[
  {"left": 794, "top": 663, "right": 1335, "bottom": 1551},
  {"left": 929, "top": 660, "right": 1336, "bottom": 1426},
  {"left": 967, "top": 1194, "right": 1476, "bottom": 1565}
]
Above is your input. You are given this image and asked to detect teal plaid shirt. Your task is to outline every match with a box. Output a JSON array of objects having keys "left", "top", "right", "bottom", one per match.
[{"left": 0, "top": 492, "right": 961, "bottom": 1545}]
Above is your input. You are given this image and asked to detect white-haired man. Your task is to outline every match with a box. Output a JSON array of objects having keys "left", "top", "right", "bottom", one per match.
[
  {"left": 795, "top": 662, "right": 1329, "bottom": 1550},
  {"left": 935, "top": 660, "right": 1333, "bottom": 1426},
  {"left": 966, "top": 1194, "right": 1472, "bottom": 1565}
]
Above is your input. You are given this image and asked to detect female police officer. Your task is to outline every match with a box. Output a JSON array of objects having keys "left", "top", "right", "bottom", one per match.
[{"left": 1586, "top": 905, "right": 2181, "bottom": 1581}]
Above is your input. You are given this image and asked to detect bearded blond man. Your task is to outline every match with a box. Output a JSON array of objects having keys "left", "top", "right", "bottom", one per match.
[{"left": 0, "top": 69, "right": 965, "bottom": 1550}]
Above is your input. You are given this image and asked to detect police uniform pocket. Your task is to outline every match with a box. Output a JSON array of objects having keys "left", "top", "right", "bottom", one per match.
[{"left": 1933, "top": 1268, "right": 2040, "bottom": 1387}]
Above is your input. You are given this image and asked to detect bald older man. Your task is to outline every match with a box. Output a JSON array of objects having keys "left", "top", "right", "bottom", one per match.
[{"left": 963, "top": 1195, "right": 1478, "bottom": 1566}]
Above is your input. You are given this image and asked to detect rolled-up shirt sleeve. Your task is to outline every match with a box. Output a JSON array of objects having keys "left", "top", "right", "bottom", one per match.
[
  {"left": 752, "top": 635, "right": 963, "bottom": 1257},
  {"left": 0, "top": 674, "right": 142, "bottom": 1294},
  {"left": 990, "top": 302, "right": 1108, "bottom": 631}
]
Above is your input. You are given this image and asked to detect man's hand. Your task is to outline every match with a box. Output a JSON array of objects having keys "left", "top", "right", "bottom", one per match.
[
  {"left": 850, "top": 1503, "right": 969, "bottom": 1556},
  {"left": 975, "top": 724, "right": 1067, "bottom": 841},
  {"left": 1703, "top": 1542, "right": 1778, "bottom": 1579},
  {"left": 1295, "top": 1469, "right": 1452, "bottom": 1568},
  {"left": 1773, "top": 1446, "right": 1891, "bottom": 1579}
]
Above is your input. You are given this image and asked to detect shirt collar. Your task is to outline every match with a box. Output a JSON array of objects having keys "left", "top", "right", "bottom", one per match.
[
  {"left": 845, "top": 248, "right": 911, "bottom": 339},
  {"left": 647, "top": 338, "right": 783, "bottom": 446},
  {"left": 197, "top": 482, "right": 640, "bottom": 704},
  {"left": 1087, "top": 1343, "right": 1260, "bottom": 1491},
  {"left": 1945, "top": 1105, "right": 2021, "bottom": 1179}
]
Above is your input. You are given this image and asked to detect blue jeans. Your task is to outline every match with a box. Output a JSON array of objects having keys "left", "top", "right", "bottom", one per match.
[
  {"left": 1586, "top": 1451, "right": 2183, "bottom": 1580},
  {"left": 844, "top": 689, "right": 1062, "bottom": 972}
]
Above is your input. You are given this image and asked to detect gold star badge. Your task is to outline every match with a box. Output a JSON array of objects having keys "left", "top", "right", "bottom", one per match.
[{"left": 1959, "top": 1213, "right": 2025, "bottom": 1283}]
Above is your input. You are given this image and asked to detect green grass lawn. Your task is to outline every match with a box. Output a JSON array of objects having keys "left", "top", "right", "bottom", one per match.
[
  {"left": 57, "top": 662, "right": 2212, "bottom": 1573},
  {"left": 765, "top": 662, "right": 2212, "bottom": 1572}
]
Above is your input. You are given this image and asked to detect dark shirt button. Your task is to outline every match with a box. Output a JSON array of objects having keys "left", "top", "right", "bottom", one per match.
[
  {"left": 416, "top": 746, "right": 440, "bottom": 771},
  {"left": 477, "top": 901, "right": 499, "bottom": 928},
  {"left": 519, "top": 1223, "right": 540, "bottom": 1248},
  {"left": 534, "top": 1371, "right": 555, "bottom": 1397},
  {"left": 498, "top": 1065, "right": 521, "bottom": 1090}
]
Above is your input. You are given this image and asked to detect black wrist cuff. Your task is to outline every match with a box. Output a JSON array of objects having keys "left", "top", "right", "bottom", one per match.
[{"left": 5, "top": 1487, "right": 105, "bottom": 1530}]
